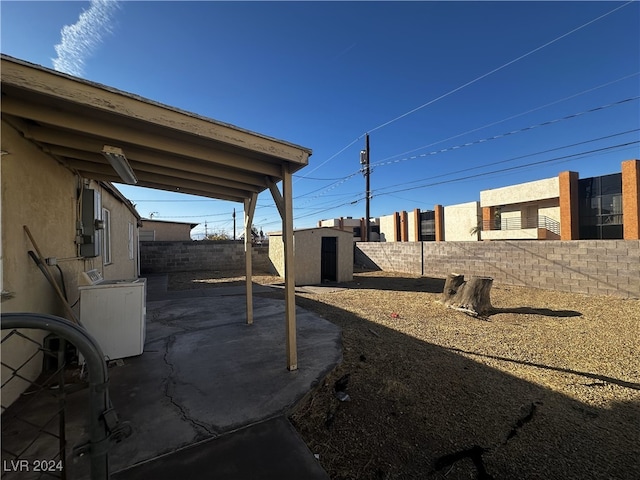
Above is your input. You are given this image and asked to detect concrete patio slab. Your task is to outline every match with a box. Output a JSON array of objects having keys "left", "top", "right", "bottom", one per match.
[
  {"left": 1, "top": 275, "right": 341, "bottom": 480},
  {"left": 112, "top": 416, "right": 329, "bottom": 480},
  {"left": 104, "top": 279, "right": 342, "bottom": 475}
]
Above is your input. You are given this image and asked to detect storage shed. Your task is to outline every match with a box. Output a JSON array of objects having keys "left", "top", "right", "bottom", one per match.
[{"left": 269, "top": 227, "right": 354, "bottom": 285}]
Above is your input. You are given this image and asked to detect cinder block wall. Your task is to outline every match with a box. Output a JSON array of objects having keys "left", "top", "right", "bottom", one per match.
[
  {"left": 355, "top": 242, "right": 423, "bottom": 275},
  {"left": 140, "top": 241, "right": 273, "bottom": 274},
  {"left": 356, "top": 240, "right": 640, "bottom": 298}
]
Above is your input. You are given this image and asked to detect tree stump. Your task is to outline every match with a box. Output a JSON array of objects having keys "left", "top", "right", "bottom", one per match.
[
  {"left": 441, "top": 273, "right": 465, "bottom": 302},
  {"left": 440, "top": 274, "right": 493, "bottom": 317}
]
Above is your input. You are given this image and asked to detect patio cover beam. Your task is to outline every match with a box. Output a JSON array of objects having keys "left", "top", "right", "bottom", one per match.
[
  {"left": 21, "top": 125, "right": 270, "bottom": 189},
  {"left": 244, "top": 192, "right": 257, "bottom": 325},
  {"left": 1, "top": 96, "right": 285, "bottom": 178},
  {"left": 55, "top": 156, "right": 258, "bottom": 199},
  {"left": 1, "top": 57, "right": 309, "bottom": 164},
  {"left": 1, "top": 54, "right": 310, "bottom": 372}
]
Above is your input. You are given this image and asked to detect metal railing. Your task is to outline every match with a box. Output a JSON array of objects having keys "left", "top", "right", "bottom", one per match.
[
  {"left": 483, "top": 215, "right": 560, "bottom": 235},
  {"left": 1, "top": 313, "right": 131, "bottom": 480}
]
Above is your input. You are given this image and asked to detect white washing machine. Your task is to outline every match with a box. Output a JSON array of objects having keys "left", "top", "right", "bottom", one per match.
[{"left": 78, "top": 270, "right": 147, "bottom": 360}]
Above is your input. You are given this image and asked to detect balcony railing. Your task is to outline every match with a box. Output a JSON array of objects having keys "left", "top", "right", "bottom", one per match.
[{"left": 483, "top": 215, "right": 560, "bottom": 235}]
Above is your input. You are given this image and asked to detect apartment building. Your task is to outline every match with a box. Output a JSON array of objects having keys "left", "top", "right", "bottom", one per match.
[{"left": 328, "top": 159, "right": 640, "bottom": 242}]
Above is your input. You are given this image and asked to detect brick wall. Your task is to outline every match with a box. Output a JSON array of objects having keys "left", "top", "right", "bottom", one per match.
[
  {"left": 140, "top": 241, "right": 273, "bottom": 274},
  {"left": 356, "top": 240, "right": 640, "bottom": 298}
]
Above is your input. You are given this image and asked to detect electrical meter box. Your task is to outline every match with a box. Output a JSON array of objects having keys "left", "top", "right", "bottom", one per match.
[{"left": 80, "top": 189, "right": 102, "bottom": 258}]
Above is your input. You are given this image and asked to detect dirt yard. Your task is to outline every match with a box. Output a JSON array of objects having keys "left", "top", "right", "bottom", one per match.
[{"left": 168, "top": 269, "right": 640, "bottom": 480}]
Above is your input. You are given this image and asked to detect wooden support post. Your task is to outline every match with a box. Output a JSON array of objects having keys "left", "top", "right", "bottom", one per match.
[
  {"left": 244, "top": 192, "right": 257, "bottom": 325},
  {"left": 282, "top": 163, "right": 297, "bottom": 371}
]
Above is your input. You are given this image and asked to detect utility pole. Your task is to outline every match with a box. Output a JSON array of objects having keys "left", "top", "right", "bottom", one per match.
[
  {"left": 233, "top": 208, "right": 236, "bottom": 240},
  {"left": 204, "top": 220, "right": 208, "bottom": 238},
  {"left": 360, "top": 133, "right": 371, "bottom": 241}
]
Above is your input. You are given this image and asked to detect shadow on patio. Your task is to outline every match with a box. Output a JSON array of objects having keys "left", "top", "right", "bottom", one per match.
[
  {"left": 1, "top": 274, "right": 341, "bottom": 480},
  {"left": 110, "top": 274, "right": 341, "bottom": 479}
]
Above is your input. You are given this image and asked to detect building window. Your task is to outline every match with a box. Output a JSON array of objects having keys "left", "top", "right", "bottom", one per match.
[
  {"left": 128, "top": 222, "right": 135, "bottom": 260},
  {"left": 578, "top": 173, "right": 623, "bottom": 239},
  {"left": 102, "top": 208, "right": 112, "bottom": 265},
  {"left": 420, "top": 210, "right": 435, "bottom": 241}
]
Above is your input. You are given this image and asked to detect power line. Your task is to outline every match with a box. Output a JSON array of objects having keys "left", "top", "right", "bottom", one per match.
[
  {"left": 292, "top": 174, "right": 353, "bottom": 181},
  {"left": 375, "top": 72, "right": 640, "bottom": 164},
  {"left": 294, "top": 193, "right": 364, "bottom": 211},
  {"left": 294, "top": 136, "right": 361, "bottom": 180},
  {"left": 370, "top": 97, "right": 640, "bottom": 169},
  {"left": 290, "top": 5, "right": 635, "bottom": 181},
  {"left": 294, "top": 96, "right": 639, "bottom": 205},
  {"left": 293, "top": 172, "right": 361, "bottom": 205},
  {"left": 294, "top": 196, "right": 367, "bottom": 222},
  {"left": 154, "top": 132, "right": 638, "bottom": 225},
  {"left": 280, "top": 140, "right": 638, "bottom": 226},
  {"left": 372, "top": 129, "right": 640, "bottom": 195},
  {"left": 366, "top": 1, "right": 635, "bottom": 135},
  {"left": 293, "top": 86, "right": 639, "bottom": 204},
  {"left": 373, "top": 141, "right": 640, "bottom": 198}
]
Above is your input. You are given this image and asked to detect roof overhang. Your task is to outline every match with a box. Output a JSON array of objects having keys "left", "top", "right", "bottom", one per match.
[{"left": 0, "top": 55, "right": 312, "bottom": 203}]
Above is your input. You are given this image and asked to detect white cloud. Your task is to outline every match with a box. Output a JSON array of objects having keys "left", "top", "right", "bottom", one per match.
[{"left": 52, "top": 0, "right": 120, "bottom": 76}]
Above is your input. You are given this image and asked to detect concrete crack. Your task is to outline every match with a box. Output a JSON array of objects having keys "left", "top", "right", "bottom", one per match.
[{"left": 162, "top": 335, "right": 217, "bottom": 437}]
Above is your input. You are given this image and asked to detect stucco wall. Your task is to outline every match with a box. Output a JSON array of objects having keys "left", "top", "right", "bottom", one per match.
[
  {"left": 355, "top": 240, "right": 640, "bottom": 298},
  {"left": 101, "top": 186, "right": 140, "bottom": 280},
  {"left": 269, "top": 236, "right": 285, "bottom": 278},
  {"left": 379, "top": 213, "right": 396, "bottom": 242},
  {"left": 444, "top": 201, "right": 480, "bottom": 241},
  {"left": 538, "top": 204, "right": 560, "bottom": 223},
  {"left": 407, "top": 211, "right": 418, "bottom": 242},
  {"left": 140, "top": 221, "right": 194, "bottom": 241},
  {"left": 1, "top": 121, "right": 139, "bottom": 407},
  {"left": 481, "top": 176, "right": 559, "bottom": 207},
  {"left": 291, "top": 231, "right": 320, "bottom": 285},
  {"left": 269, "top": 228, "right": 353, "bottom": 285},
  {"left": 481, "top": 228, "right": 539, "bottom": 240},
  {"left": 319, "top": 217, "right": 362, "bottom": 229}
]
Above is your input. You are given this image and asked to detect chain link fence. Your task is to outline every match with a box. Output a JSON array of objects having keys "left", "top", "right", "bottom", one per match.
[{"left": 1, "top": 314, "right": 131, "bottom": 480}]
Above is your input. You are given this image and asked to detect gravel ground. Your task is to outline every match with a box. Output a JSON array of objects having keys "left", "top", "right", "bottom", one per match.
[{"left": 168, "top": 269, "right": 640, "bottom": 480}]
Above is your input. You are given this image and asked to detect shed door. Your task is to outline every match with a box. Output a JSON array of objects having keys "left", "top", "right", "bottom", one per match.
[{"left": 321, "top": 237, "right": 338, "bottom": 282}]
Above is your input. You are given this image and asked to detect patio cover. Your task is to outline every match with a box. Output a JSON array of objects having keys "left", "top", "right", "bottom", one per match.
[{"left": 0, "top": 54, "right": 311, "bottom": 370}]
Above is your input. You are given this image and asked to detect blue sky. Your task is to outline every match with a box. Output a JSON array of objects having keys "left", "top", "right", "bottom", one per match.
[{"left": 2, "top": 1, "right": 639, "bottom": 239}]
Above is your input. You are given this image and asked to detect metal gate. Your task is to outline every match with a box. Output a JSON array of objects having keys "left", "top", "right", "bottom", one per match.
[{"left": 1, "top": 313, "right": 131, "bottom": 480}]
